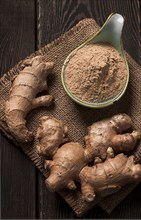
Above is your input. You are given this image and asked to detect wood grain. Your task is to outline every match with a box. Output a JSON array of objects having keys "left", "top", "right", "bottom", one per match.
[
  {"left": 37, "top": 173, "right": 75, "bottom": 219},
  {"left": 0, "top": 0, "right": 36, "bottom": 218},
  {"left": 0, "top": 0, "right": 141, "bottom": 218},
  {"left": 38, "top": 0, "right": 140, "bottom": 64},
  {"left": 37, "top": 0, "right": 141, "bottom": 219}
]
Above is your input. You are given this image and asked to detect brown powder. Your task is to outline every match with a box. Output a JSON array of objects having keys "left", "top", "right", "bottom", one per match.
[{"left": 65, "top": 44, "right": 127, "bottom": 103}]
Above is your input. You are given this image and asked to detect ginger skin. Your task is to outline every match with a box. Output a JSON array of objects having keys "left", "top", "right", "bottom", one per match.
[
  {"left": 84, "top": 114, "right": 141, "bottom": 162},
  {"left": 80, "top": 152, "right": 141, "bottom": 202},
  {"left": 36, "top": 116, "right": 68, "bottom": 158},
  {"left": 36, "top": 116, "right": 86, "bottom": 191},
  {"left": 45, "top": 142, "right": 86, "bottom": 191},
  {"left": 36, "top": 114, "right": 141, "bottom": 193},
  {"left": 5, "top": 56, "right": 54, "bottom": 143}
]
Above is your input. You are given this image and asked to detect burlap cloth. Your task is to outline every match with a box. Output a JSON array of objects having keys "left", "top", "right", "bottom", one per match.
[{"left": 0, "top": 18, "right": 141, "bottom": 217}]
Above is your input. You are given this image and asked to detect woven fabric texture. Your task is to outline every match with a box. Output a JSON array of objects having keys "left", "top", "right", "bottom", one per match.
[{"left": 0, "top": 18, "right": 141, "bottom": 217}]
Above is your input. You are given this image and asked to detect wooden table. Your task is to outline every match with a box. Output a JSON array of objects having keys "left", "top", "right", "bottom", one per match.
[{"left": 1, "top": 0, "right": 141, "bottom": 218}]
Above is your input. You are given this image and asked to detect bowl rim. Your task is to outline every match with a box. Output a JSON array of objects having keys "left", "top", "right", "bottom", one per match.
[{"left": 61, "top": 53, "right": 129, "bottom": 108}]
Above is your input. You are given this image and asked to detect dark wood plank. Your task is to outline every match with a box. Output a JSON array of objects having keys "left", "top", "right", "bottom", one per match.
[
  {"left": 38, "top": 0, "right": 140, "bottom": 64},
  {"left": 37, "top": 0, "right": 141, "bottom": 219},
  {"left": 93, "top": 0, "right": 141, "bottom": 65},
  {"left": 86, "top": 183, "right": 141, "bottom": 219},
  {"left": 0, "top": 0, "right": 36, "bottom": 218},
  {"left": 37, "top": 173, "right": 75, "bottom": 219}
]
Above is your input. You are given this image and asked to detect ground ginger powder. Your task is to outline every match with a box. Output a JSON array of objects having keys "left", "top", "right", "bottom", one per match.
[{"left": 65, "top": 44, "right": 127, "bottom": 103}]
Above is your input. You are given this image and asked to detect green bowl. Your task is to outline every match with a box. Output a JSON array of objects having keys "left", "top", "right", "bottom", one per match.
[{"left": 61, "top": 13, "right": 129, "bottom": 108}]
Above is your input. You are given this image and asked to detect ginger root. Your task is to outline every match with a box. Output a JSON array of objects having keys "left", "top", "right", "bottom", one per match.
[
  {"left": 44, "top": 142, "right": 86, "bottom": 191},
  {"left": 35, "top": 114, "right": 141, "bottom": 193},
  {"left": 80, "top": 153, "right": 141, "bottom": 202},
  {"left": 36, "top": 116, "right": 68, "bottom": 157},
  {"left": 5, "top": 56, "right": 54, "bottom": 143},
  {"left": 36, "top": 116, "right": 86, "bottom": 191},
  {"left": 84, "top": 114, "right": 141, "bottom": 162}
]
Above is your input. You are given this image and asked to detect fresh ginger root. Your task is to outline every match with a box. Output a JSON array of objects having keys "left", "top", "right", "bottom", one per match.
[
  {"left": 84, "top": 114, "right": 141, "bottom": 162},
  {"left": 35, "top": 113, "right": 141, "bottom": 193},
  {"left": 43, "top": 114, "right": 141, "bottom": 192},
  {"left": 44, "top": 142, "right": 86, "bottom": 191},
  {"left": 36, "top": 116, "right": 68, "bottom": 157},
  {"left": 80, "top": 152, "right": 141, "bottom": 202},
  {"left": 5, "top": 56, "right": 54, "bottom": 143},
  {"left": 36, "top": 116, "right": 86, "bottom": 191}
]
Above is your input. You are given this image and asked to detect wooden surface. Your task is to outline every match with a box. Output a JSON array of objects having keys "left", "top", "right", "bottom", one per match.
[{"left": 0, "top": 0, "right": 141, "bottom": 218}]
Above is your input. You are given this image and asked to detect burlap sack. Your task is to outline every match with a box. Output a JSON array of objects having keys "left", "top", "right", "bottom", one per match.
[{"left": 0, "top": 18, "right": 141, "bottom": 217}]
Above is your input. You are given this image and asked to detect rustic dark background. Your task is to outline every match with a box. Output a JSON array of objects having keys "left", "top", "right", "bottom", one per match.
[{"left": 0, "top": 0, "right": 141, "bottom": 219}]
